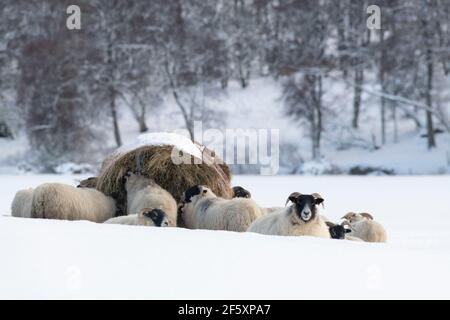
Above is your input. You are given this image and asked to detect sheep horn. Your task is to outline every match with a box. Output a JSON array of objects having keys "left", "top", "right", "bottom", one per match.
[
  {"left": 360, "top": 213, "right": 374, "bottom": 220},
  {"left": 285, "top": 192, "right": 301, "bottom": 207},
  {"left": 311, "top": 193, "right": 323, "bottom": 200},
  {"left": 312, "top": 193, "right": 325, "bottom": 208},
  {"left": 341, "top": 212, "right": 354, "bottom": 220}
]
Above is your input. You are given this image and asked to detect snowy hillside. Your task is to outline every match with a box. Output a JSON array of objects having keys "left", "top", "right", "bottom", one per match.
[
  {"left": 1, "top": 174, "right": 450, "bottom": 299},
  {"left": 2, "top": 78, "right": 449, "bottom": 175}
]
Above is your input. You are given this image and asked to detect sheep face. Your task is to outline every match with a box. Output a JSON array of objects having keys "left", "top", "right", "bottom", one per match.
[
  {"left": 139, "top": 208, "right": 170, "bottom": 227},
  {"left": 232, "top": 186, "right": 251, "bottom": 199},
  {"left": 180, "top": 185, "right": 216, "bottom": 225},
  {"left": 341, "top": 212, "right": 374, "bottom": 224},
  {"left": 181, "top": 185, "right": 216, "bottom": 204},
  {"left": 327, "top": 223, "right": 351, "bottom": 240},
  {"left": 287, "top": 193, "right": 324, "bottom": 223},
  {"left": 124, "top": 171, "right": 152, "bottom": 192}
]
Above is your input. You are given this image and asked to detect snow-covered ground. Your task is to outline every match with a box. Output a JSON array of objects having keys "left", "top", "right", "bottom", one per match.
[{"left": 1, "top": 174, "right": 450, "bottom": 299}]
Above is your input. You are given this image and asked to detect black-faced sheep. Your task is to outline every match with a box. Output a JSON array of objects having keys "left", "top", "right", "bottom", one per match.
[
  {"left": 180, "top": 185, "right": 263, "bottom": 232},
  {"left": 11, "top": 188, "right": 34, "bottom": 218},
  {"left": 341, "top": 212, "right": 387, "bottom": 243},
  {"left": 124, "top": 172, "right": 177, "bottom": 227},
  {"left": 232, "top": 186, "right": 252, "bottom": 199},
  {"left": 247, "top": 192, "right": 330, "bottom": 238},
  {"left": 31, "top": 183, "right": 117, "bottom": 223},
  {"left": 104, "top": 208, "right": 169, "bottom": 227},
  {"left": 325, "top": 221, "right": 364, "bottom": 241}
]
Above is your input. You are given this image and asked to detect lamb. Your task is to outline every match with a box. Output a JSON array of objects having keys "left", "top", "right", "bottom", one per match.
[
  {"left": 247, "top": 192, "right": 330, "bottom": 238},
  {"left": 104, "top": 208, "right": 170, "bottom": 227},
  {"left": 11, "top": 188, "right": 34, "bottom": 218},
  {"left": 180, "top": 185, "right": 263, "bottom": 232},
  {"left": 31, "top": 183, "right": 116, "bottom": 222},
  {"left": 325, "top": 221, "right": 364, "bottom": 242},
  {"left": 124, "top": 172, "right": 177, "bottom": 227},
  {"left": 341, "top": 212, "right": 387, "bottom": 243}
]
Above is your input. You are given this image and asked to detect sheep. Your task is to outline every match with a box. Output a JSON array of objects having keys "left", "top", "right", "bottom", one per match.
[
  {"left": 231, "top": 188, "right": 281, "bottom": 217},
  {"left": 31, "top": 183, "right": 117, "bottom": 222},
  {"left": 180, "top": 185, "right": 263, "bottom": 232},
  {"left": 325, "top": 221, "right": 364, "bottom": 241},
  {"left": 104, "top": 208, "right": 170, "bottom": 227},
  {"left": 341, "top": 212, "right": 387, "bottom": 243},
  {"left": 232, "top": 186, "right": 252, "bottom": 199},
  {"left": 124, "top": 172, "right": 177, "bottom": 227},
  {"left": 11, "top": 188, "right": 34, "bottom": 218},
  {"left": 247, "top": 192, "right": 330, "bottom": 238}
]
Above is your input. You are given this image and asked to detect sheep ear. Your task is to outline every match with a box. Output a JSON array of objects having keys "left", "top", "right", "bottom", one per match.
[
  {"left": 286, "top": 192, "right": 301, "bottom": 206},
  {"left": 325, "top": 221, "right": 335, "bottom": 228},
  {"left": 361, "top": 213, "right": 374, "bottom": 220}
]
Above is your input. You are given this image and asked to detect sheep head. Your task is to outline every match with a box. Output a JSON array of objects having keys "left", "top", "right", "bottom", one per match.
[
  {"left": 181, "top": 185, "right": 215, "bottom": 204},
  {"left": 326, "top": 221, "right": 352, "bottom": 239},
  {"left": 139, "top": 208, "right": 170, "bottom": 227},
  {"left": 232, "top": 186, "right": 252, "bottom": 199},
  {"left": 341, "top": 212, "right": 374, "bottom": 223},
  {"left": 285, "top": 192, "right": 325, "bottom": 223}
]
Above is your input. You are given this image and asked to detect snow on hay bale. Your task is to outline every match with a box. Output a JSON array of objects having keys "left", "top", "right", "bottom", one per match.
[{"left": 96, "top": 133, "right": 233, "bottom": 215}]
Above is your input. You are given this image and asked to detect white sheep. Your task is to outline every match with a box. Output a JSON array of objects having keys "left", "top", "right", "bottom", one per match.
[
  {"left": 341, "top": 212, "right": 387, "bottom": 243},
  {"left": 11, "top": 188, "right": 34, "bottom": 218},
  {"left": 247, "top": 192, "right": 330, "bottom": 238},
  {"left": 31, "top": 183, "right": 116, "bottom": 223},
  {"left": 180, "top": 185, "right": 263, "bottom": 232},
  {"left": 104, "top": 208, "right": 170, "bottom": 227},
  {"left": 124, "top": 172, "right": 177, "bottom": 227}
]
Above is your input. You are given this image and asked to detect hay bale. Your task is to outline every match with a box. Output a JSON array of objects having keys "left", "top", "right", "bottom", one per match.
[{"left": 96, "top": 145, "right": 233, "bottom": 218}]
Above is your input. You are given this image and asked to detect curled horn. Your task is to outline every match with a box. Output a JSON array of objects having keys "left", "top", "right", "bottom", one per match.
[
  {"left": 285, "top": 192, "right": 301, "bottom": 207},
  {"left": 311, "top": 193, "right": 323, "bottom": 199},
  {"left": 341, "top": 212, "right": 355, "bottom": 220},
  {"left": 360, "top": 213, "right": 374, "bottom": 220},
  {"left": 312, "top": 193, "right": 325, "bottom": 208}
]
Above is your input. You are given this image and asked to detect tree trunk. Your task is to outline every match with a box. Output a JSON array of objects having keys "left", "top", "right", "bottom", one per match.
[
  {"left": 0, "top": 122, "right": 13, "bottom": 139},
  {"left": 425, "top": 48, "right": 436, "bottom": 149},
  {"left": 380, "top": 29, "right": 386, "bottom": 145},
  {"left": 109, "top": 87, "right": 122, "bottom": 147},
  {"left": 107, "top": 45, "right": 122, "bottom": 147},
  {"left": 138, "top": 116, "right": 148, "bottom": 133},
  {"left": 392, "top": 104, "right": 399, "bottom": 143},
  {"left": 352, "top": 69, "right": 363, "bottom": 129},
  {"left": 312, "top": 75, "right": 323, "bottom": 161},
  {"left": 138, "top": 104, "right": 148, "bottom": 133}
]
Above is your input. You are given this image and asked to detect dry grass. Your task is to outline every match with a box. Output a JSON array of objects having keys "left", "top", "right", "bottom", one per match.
[{"left": 96, "top": 145, "right": 232, "bottom": 217}]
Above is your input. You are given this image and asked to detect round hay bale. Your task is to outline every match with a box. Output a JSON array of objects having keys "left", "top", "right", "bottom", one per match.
[{"left": 96, "top": 145, "right": 233, "bottom": 217}]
